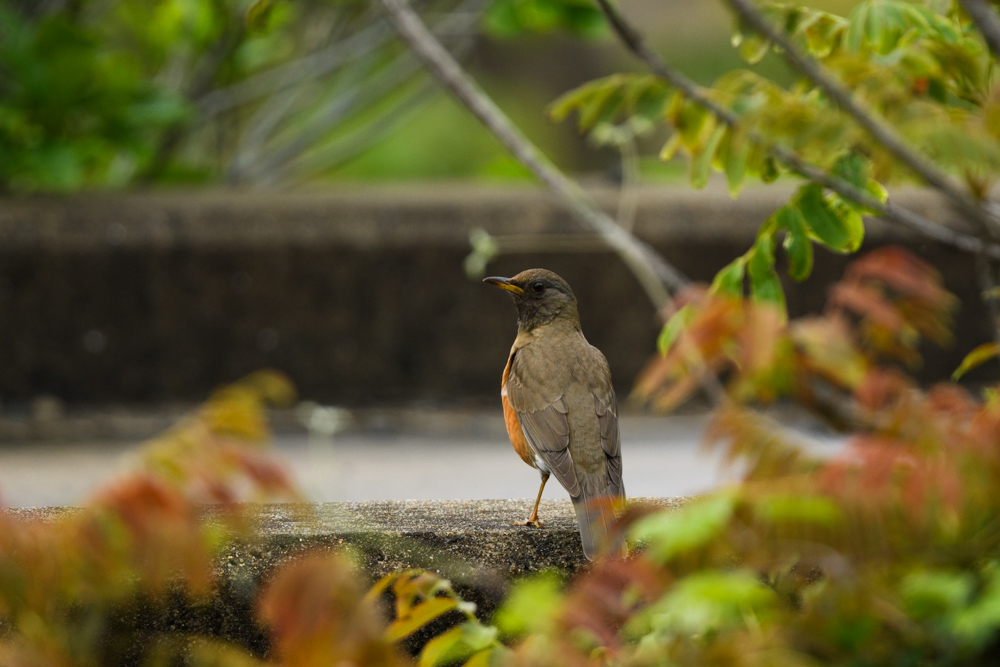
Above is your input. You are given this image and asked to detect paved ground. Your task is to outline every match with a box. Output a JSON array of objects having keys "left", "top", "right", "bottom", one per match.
[{"left": 0, "top": 410, "right": 845, "bottom": 508}]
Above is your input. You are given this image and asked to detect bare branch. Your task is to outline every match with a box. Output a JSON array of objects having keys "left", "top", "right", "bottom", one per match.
[
  {"left": 380, "top": 0, "right": 688, "bottom": 308},
  {"left": 724, "top": 0, "right": 1000, "bottom": 238},
  {"left": 959, "top": 0, "right": 1000, "bottom": 61},
  {"left": 593, "top": 0, "right": 1000, "bottom": 260}
]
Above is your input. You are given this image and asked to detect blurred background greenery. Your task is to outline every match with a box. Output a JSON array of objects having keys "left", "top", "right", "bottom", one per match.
[{"left": 0, "top": 0, "right": 866, "bottom": 192}]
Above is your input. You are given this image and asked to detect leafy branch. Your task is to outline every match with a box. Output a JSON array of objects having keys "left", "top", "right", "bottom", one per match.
[
  {"left": 591, "top": 0, "right": 1000, "bottom": 261},
  {"left": 725, "top": 0, "right": 1000, "bottom": 239}
]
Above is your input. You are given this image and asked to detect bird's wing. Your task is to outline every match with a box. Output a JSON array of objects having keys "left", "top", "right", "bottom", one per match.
[
  {"left": 577, "top": 348, "right": 626, "bottom": 558},
  {"left": 591, "top": 347, "right": 624, "bottom": 498},
  {"left": 594, "top": 391, "right": 624, "bottom": 497},
  {"left": 505, "top": 349, "right": 580, "bottom": 497}
]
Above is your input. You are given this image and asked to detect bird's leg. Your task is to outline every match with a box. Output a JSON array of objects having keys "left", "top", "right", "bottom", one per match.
[{"left": 513, "top": 472, "right": 549, "bottom": 528}]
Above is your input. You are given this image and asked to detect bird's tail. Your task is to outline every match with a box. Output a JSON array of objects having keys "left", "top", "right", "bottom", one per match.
[{"left": 572, "top": 474, "right": 627, "bottom": 561}]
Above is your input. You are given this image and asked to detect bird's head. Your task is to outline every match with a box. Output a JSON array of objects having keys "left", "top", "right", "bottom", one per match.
[{"left": 484, "top": 268, "right": 580, "bottom": 332}]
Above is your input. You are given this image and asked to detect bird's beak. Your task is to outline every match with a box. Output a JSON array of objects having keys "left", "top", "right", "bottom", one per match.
[{"left": 483, "top": 276, "right": 526, "bottom": 295}]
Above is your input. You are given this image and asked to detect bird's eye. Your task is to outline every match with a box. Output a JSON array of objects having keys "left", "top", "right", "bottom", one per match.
[{"left": 531, "top": 282, "right": 545, "bottom": 293}]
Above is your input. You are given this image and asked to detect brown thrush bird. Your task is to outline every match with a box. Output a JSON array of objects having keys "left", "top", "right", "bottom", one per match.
[{"left": 484, "top": 269, "right": 625, "bottom": 560}]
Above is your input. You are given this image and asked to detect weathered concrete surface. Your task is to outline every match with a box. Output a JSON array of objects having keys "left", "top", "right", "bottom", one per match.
[
  {"left": 7, "top": 498, "right": 687, "bottom": 660},
  {"left": 0, "top": 183, "right": 990, "bottom": 406},
  {"left": 10, "top": 497, "right": 688, "bottom": 577}
]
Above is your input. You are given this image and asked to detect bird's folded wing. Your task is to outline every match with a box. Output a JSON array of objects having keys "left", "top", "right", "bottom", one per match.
[
  {"left": 505, "top": 352, "right": 579, "bottom": 497},
  {"left": 594, "top": 391, "right": 624, "bottom": 498}
]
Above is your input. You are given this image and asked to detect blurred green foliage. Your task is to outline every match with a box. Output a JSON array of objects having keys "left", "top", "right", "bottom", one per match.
[
  {"left": 0, "top": 4, "right": 188, "bottom": 191},
  {"left": 483, "top": 0, "right": 606, "bottom": 38},
  {"left": 0, "top": 0, "right": 304, "bottom": 191},
  {"left": 0, "top": 0, "right": 607, "bottom": 192}
]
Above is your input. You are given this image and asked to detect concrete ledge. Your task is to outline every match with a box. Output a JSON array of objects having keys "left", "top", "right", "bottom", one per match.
[
  {"left": 8, "top": 498, "right": 687, "bottom": 658},
  {"left": 11, "top": 497, "right": 687, "bottom": 577}
]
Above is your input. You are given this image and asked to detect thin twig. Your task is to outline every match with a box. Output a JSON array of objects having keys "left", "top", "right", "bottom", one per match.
[
  {"left": 230, "top": 0, "right": 485, "bottom": 185},
  {"left": 593, "top": 0, "right": 1000, "bottom": 260},
  {"left": 959, "top": 0, "right": 1000, "bottom": 61},
  {"left": 724, "top": 0, "right": 1000, "bottom": 238},
  {"left": 380, "top": 0, "right": 688, "bottom": 308},
  {"left": 284, "top": 82, "right": 440, "bottom": 183},
  {"left": 250, "top": 48, "right": 397, "bottom": 184},
  {"left": 142, "top": 19, "right": 247, "bottom": 182},
  {"left": 198, "top": 18, "right": 393, "bottom": 117}
]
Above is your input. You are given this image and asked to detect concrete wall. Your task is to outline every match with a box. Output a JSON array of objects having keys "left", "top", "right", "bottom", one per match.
[{"left": 0, "top": 183, "right": 990, "bottom": 406}]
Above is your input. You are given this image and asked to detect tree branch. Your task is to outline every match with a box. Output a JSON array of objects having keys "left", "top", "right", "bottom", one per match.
[
  {"left": 959, "top": 0, "right": 1000, "bottom": 61},
  {"left": 250, "top": 2, "right": 484, "bottom": 186},
  {"left": 380, "top": 0, "right": 688, "bottom": 309},
  {"left": 724, "top": 0, "right": 1000, "bottom": 239},
  {"left": 593, "top": 0, "right": 1000, "bottom": 260}
]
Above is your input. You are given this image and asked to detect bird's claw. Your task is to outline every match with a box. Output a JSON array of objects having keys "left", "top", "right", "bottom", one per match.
[{"left": 512, "top": 518, "right": 545, "bottom": 528}]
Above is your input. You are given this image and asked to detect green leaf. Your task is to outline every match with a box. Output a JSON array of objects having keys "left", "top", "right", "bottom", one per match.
[
  {"left": 658, "top": 304, "right": 694, "bottom": 356},
  {"left": 463, "top": 650, "right": 497, "bottom": 667},
  {"left": 245, "top": 0, "right": 275, "bottom": 31},
  {"left": 674, "top": 100, "right": 711, "bottom": 148},
  {"left": 747, "top": 233, "right": 786, "bottom": 309},
  {"left": 832, "top": 152, "right": 868, "bottom": 189},
  {"left": 732, "top": 21, "right": 770, "bottom": 65},
  {"left": 494, "top": 571, "right": 563, "bottom": 636},
  {"left": 864, "top": 0, "right": 884, "bottom": 52},
  {"left": 950, "top": 563, "right": 1000, "bottom": 647},
  {"left": 659, "top": 133, "right": 682, "bottom": 161},
  {"left": 800, "top": 11, "right": 848, "bottom": 58},
  {"left": 753, "top": 494, "right": 843, "bottom": 527},
  {"left": 629, "top": 494, "right": 736, "bottom": 562},
  {"left": 711, "top": 257, "right": 747, "bottom": 298},
  {"left": 483, "top": 0, "right": 524, "bottom": 38},
  {"left": 845, "top": 1, "right": 870, "bottom": 52},
  {"left": 386, "top": 597, "right": 458, "bottom": 642},
  {"left": 691, "top": 123, "right": 726, "bottom": 189},
  {"left": 578, "top": 82, "right": 622, "bottom": 131},
  {"left": 831, "top": 199, "right": 865, "bottom": 252},
  {"left": 952, "top": 342, "right": 1000, "bottom": 380},
  {"left": 630, "top": 78, "right": 670, "bottom": 121},
  {"left": 796, "top": 183, "right": 853, "bottom": 252},
  {"left": 750, "top": 266, "right": 785, "bottom": 309},
  {"left": 420, "top": 622, "right": 499, "bottom": 667},
  {"left": 723, "top": 126, "right": 750, "bottom": 197},
  {"left": 643, "top": 570, "right": 775, "bottom": 635},
  {"left": 775, "top": 205, "right": 813, "bottom": 281},
  {"left": 901, "top": 570, "right": 974, "bottom": 621},
  {"left": 548, "top": 76, "right": 620, "bottom": 124},
  {"left": 760, "top": 155, "right": 781, "bottom": 183},
  {"left": 748, "top": 232, "right": 776, "bottom": 277},
  {"left": 866, "top": 178, "right": 888, "bottom": 205},
  {"left": 419, "top": 626, "right": 464, "bottom": 667}
]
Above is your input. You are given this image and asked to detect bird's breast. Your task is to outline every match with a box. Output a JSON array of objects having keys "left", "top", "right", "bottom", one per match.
[{"left": 502, "top": 356, "right": 538, "bottom": 469}]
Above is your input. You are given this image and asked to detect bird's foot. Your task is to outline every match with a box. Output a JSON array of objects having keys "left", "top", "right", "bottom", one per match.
[{"left": 511, "top": 517, "right": 545, "bottom": 528}]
